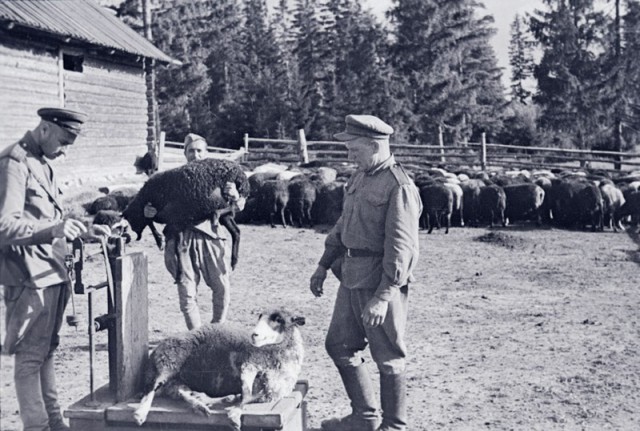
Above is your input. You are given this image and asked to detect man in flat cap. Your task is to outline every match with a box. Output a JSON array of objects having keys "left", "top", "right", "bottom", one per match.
[
  {"left": 310, "top": 115, "right": 422, "bottom": 431},
  {"left": 0, "top": 107, "right": 110, "bottom": 431},
  {"left": 143, "top": 132, "right": 244, "bottom": 330}
]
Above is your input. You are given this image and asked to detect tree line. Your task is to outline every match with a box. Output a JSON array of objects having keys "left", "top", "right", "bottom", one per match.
[{"left": 114, "top": 0, "right": 639, "bottom": 153}]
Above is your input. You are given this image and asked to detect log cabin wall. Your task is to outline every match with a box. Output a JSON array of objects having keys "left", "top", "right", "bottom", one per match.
[{"left": 0, "top": 33, "right": 148, "bottom": 187}]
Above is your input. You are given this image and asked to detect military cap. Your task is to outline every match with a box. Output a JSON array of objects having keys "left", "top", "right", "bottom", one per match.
[
  {"left": 37, "top": 107, "right": 88, "bottom": 136},
  {"left": 184, "top": 133, "right": 207, "bottom": 148},
  {"left": 334, "top": 114, "right": 394, "bottom": 141}
]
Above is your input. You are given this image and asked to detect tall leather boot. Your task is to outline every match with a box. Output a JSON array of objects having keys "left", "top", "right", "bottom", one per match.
[
  {"left": 15, "top": 366, "right": 49, "bottom": 431},
  {"left": 41, "top": 356, "right": 71, "bottom": 431},
  {"left": 321, "top": 365, "right": 380, "bottom": 431},
  {"left": 377, "top": 373, "right": 407, "bottom": 431}
]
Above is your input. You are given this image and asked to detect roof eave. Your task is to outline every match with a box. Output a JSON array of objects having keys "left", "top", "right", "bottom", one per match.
[{"left": 0, "top": 19, "right": 180, "bottom": 65}]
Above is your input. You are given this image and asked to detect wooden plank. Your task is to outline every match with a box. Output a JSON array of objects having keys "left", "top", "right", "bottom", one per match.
[
  {"left": 114, "top": 252, "right": 148, "bottom": 403},
  {"left": 65, "top": 93, "right": 147, "bottom": 110},
  {"left": 65, "top": 74, "right": 146, "bottom": 95},
  {"left": 0, "top": 68, "right": 59, "bottom": 85},
  {"left": 0, "top": 54, "right": 59, "bottom": 73},
  {"left": 242, "top": 391, "right": 304, "bottom": 428}
]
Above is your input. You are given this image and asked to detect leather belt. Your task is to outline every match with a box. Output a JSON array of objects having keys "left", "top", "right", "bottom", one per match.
[{"left": 346, "top": 248, "right": 383, "bottom": 258}]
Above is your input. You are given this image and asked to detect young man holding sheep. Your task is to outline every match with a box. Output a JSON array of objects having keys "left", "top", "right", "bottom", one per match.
[
  {"left": 0, "top": 107, "right": 111, "bottom": 431},
  {"left": 144, "top": 133, "right": 244, "bottom": 330},
  {"left": 310, "top": 115, "right": 422, "bottom": 431}
]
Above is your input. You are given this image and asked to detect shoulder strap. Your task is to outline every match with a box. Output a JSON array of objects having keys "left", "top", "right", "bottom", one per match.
[
  {"left": 3, "top": 142, "right": 64, "bottom": 213},
  {"left": 0, "top": 142, "right": 27, "bottom": 163},
  {"left": 390, "top": 163, "right": 413, "bottom": 186}
]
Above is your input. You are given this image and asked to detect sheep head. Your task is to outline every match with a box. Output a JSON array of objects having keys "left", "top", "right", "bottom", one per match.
[
  {"left": 250, "top": 309, "right": 305, "bottom": 347},
  {"left": 121, "top": 197, "right": 164, "bottom": 250}
]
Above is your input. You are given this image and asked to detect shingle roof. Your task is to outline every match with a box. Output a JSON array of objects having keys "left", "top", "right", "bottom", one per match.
[{"left": 0, "top": 0, "right": 178, "bottom": 64}]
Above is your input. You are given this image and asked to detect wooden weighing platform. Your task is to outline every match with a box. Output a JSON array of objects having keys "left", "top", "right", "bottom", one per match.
[{"left": 65, "top": 380, "right": 308, "bottom": 431}]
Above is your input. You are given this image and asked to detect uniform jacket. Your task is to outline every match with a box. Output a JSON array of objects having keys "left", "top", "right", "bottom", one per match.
[
  {"left": 318, "top": 155, "right": 422, "bottom": 301},
  {"left": 0, "top": 133, "right": 68, "bottom": 288}
]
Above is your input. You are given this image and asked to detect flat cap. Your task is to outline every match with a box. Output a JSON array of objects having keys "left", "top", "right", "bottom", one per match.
[
  {"left": 38, "top": 107, "right": 88, "bottom": 136},
  {"left": 334, "top": 114, "right": 394, "bottom": 141}
]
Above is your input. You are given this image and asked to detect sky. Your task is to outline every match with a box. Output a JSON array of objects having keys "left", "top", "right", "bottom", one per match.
[{"left": 362, "top": 0, "right": 541, "bottom": 89}]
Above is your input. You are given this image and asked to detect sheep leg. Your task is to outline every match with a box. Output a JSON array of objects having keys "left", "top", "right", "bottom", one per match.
[
  {"left": 224, "top": 366, "right": 259, "bottom": 430},
  {"left": 297, "top": 205, "right": 305, "bottom": 228},
  {"left": 148, "top": 221, "right": 164, "bottom": 250},
  {"left": 174, "top": 384, "right": 215, "bottom": 417},
  {"left": 305, "top": 202, "right": 314, "bottom": 228},
  {"left": 133, "top": 390, "right": 156, "bottom": 425},
  {"left": 279, "top": 203, "right": 288, "bottom": 228},
  {"left": 219, "top": 213, "right": 240, "bottom": 270},
  {"left": 133, "top": 369, "right": 173, "bottom": 426}
]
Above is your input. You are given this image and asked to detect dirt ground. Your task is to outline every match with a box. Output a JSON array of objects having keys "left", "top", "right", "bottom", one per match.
[{"left": 2, "top": 222, "right": 640, "bottom": 431}]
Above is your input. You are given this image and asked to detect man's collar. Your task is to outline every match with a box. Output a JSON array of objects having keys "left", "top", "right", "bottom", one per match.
[
  {"left": 20, "top": 131, "right": 44, "bottom": 158},
  {"left": 365, "top": 154, "right": 395, "bottom": 176}
]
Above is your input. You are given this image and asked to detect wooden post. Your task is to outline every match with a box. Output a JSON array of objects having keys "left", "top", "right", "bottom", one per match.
[
  {"left": 243, "top": 133, "right": 249, "bottom": 163},
  {"left": 481, "top": 132, "right": 487, "bottom": 171},
  {"left": 114, "top": 252, "right": 148, "bottom": 403},
  {"left": 157, "top": 131, "right": 166, "bottom": 171},
  {"left": 298, "top": 129, "right": 309, "bottom": 164},
  {"left": 438, "top": 125, "right": 445, "bottom": 163},
  {"left": 143, "top": 0, "right": 158, "bottom": 155},
  {"left": 57, "top": 48, "right": 64, "bottom": 107}
]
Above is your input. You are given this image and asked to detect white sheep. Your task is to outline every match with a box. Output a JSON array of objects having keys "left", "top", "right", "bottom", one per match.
[{"left": 133, "top": 309, "right": 305, "bottom": 429}]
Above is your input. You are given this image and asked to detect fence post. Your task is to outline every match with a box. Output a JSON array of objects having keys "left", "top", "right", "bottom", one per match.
[
  {"left": 481, "top": 132, "right": 487, "bottom": 171},
  {"left": 438, "top": 125, "right": 445, "bottom": 163},
  {"left": 243, "top": 133, "right": 249, "bottom": 162},
  {"left": 298, "top": 129, "right": 309, "bottom": 164}
]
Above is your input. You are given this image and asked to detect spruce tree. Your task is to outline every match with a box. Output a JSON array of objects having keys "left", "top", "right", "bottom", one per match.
[
  {"left": 390, "top": 0, "right": 505, "bottom": 145},
  {"left": 530, "top": 0, "right": 608, "bottom": 149},
  {"left": 509, "top": 13, "right": 535, "bottom": 103}
]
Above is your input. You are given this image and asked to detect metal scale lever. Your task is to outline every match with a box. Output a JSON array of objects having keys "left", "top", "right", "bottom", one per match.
[
  {"left": 64, "top": 236, "right": 121, "bottom": 404},
  {"left": 64, "top": 238, "right": 83, "bottom": 328}
]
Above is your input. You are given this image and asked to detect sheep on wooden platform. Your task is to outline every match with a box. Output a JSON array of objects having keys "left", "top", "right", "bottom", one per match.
[
  {"left": 133, "top": 308, "right": 306, "bottom": 429},
  {"left": 122, "top": 158, "right": 250, "bottom": 268}
]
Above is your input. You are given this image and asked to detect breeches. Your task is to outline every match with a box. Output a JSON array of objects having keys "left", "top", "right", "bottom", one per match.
[
  {"left": 3, "top": 283, "right": 69, "bottom": 363},
  {"left": 325, "top": 285, "right": 408, "bottom": 375},
  {"left": 164, "top": 229, "right": 231, "bottom": 324}
]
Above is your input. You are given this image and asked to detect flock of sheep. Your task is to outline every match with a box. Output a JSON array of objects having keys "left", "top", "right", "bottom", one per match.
[{"left": 231, "top": 162, "right": 640, "bottom": 235}]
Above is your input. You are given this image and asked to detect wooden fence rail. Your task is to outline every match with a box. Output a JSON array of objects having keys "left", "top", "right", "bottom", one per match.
[{"left": 242, "top": 130, "right": 640, "bottom": 174}]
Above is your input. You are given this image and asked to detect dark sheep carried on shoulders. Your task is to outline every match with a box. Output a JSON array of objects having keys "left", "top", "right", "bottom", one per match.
[{"left": 122, "top": 158, "right": 250, "bottom": 268}]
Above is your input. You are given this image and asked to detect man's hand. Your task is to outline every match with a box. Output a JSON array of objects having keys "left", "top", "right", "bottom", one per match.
[
  {"left": 52, "top": 219, "right": 88, "bottom": 241},
  {"left": 144, "top": 203, "right": 157, "bottom": 219},
  {"left": 84, "top": 224, "right": 112, "bottom": 241},
  {"left": 224, "top": 182, "right": 240, "bottom": 202},
  {"left": 224, "top": 182, "right": 247, "bottom": 212},
  {"left": 362, "top": 297, "right": 389, "bottom": 328},
  {"left": 309, "top": 265, "right": 327, "bottom": 297}
]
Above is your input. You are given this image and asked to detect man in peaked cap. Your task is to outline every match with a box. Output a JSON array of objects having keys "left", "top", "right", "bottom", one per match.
[
  {"left": 310, "top": 115, "right": 422, "bottom": 431},
  {"left": 0, "top": 107, "right": 110, "bottom": 431}
]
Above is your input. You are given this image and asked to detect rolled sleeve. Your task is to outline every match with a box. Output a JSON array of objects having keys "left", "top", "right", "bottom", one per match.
[
  {"left": 0, "top": 158, "right": 55, "bottom": 247},
  {"left": 375, "top": 183, "right": 422, "bottom": 301}
]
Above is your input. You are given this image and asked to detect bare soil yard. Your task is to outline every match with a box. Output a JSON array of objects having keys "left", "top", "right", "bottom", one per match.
[{"left": 2, "top": 223, "right": 640, "bottom": 430}]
